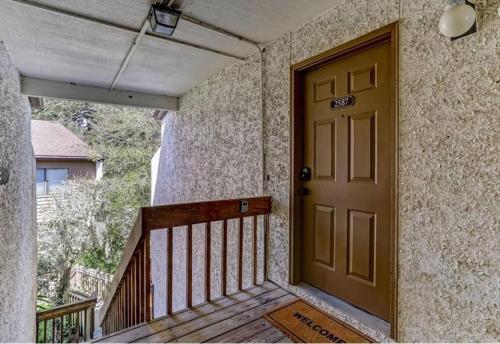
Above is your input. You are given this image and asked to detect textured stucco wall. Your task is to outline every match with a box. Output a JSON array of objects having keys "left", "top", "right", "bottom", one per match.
[
  {"left": 0, "top": 41, "right": 36, "bottom": 343},
  {"left": 152, "top": 54, "right": 263, "bottom": 316},
  {"left": 152, "top": 1, "right": 499, "bottom": 341}
]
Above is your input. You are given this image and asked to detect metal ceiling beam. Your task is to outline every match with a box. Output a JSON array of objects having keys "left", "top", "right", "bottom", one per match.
[
  {"left": 21, "top": 77, "right": 179, "bottom": 111},
  {"left": 179, "top": 14, "right": 260, "bottom": 49},
  {"left": 110, "top": 19, "right": 150, "bottom": 90},
  {"left": 10, "top": 0, "right": 246, "bottom": 61}
]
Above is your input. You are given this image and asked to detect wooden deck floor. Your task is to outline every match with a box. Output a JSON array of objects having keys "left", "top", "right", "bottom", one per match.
[{"left": 95, "top": 282, "right": 297, "bottom": 343}]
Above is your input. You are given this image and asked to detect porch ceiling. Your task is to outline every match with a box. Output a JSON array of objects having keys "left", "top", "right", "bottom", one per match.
[{"left": 0, "top": 0, "right": 337, "bottom": 106}]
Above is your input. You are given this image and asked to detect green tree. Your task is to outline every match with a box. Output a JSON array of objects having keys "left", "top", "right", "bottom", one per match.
[{"left": 33, "top": 99, "right": 160, "bottom": 302}]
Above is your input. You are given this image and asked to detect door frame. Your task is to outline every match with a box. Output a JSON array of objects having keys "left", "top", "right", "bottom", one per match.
[{"left": 289, "top": 22, "right": 399, "bottom": 339}]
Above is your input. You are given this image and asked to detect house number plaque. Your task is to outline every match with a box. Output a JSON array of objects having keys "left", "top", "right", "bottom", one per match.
[{"left": 330, "top": 95, "right": 355, "bottom": 110}]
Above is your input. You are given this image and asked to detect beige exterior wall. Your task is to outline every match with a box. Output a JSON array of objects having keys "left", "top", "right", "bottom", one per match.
[
  {"left": 0, "top": 41, "right": 37, "bottom": 343},
  {"left": 36, "top": 159, "right": 96, "bottom": 179},
  {"left": 152, "top": 1, "right": 499, "bottom": 341},
  {"left": 36, "top": 159, "right": 96, "bottom": 223}
]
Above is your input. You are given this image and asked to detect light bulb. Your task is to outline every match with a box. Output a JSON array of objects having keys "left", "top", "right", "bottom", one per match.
[{"left": 439, "top": 2, "right": 476, "bottom": 38}]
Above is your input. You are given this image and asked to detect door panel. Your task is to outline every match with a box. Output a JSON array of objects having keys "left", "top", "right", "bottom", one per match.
[
  {"left": 348, "top": 111, "right": 376, "bottom": 182},
  {"left": 301, "top": 41, "right": 392, "bottom": 320},
  {"left": 347, "top": 209, "right": 376, "bottom": 284},
  {"left": 313, "top": 205, "right": 336, "bottom": 268},
  {"left": 314, "top": 119, "right": 336, "bottom": 179}
]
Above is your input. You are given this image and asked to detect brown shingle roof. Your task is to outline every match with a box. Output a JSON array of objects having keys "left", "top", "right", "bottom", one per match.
[{"left": 32, "top": 120, "right": 91, "bottom": 159}]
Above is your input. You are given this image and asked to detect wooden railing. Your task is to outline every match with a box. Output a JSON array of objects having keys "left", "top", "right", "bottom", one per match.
[
  {"left": 65, "top": 289, "right": 92, "bottom": 304},
  {"left": 100, "top": 196, "right": 271, "bottom": 335},
  {"left": 36, "top": 298, "right": 96, "bottom": 343},
  {"left": 69, "top": 265, "right": 112, "bottom": 301}
]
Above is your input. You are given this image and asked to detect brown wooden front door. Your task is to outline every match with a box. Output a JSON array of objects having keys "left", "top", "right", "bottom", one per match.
[{"left": 301, "top": 40, "right": 392, "bottom": 321}]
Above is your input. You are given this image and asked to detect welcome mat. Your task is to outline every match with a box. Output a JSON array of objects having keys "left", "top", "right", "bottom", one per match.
[{"left": 264, "top": 300, "right": 373, "bottom": 343}]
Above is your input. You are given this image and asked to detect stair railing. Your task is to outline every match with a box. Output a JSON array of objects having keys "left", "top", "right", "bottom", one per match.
[
  {"left": 99, "top": 196, "right": 271, "bottom": 336},
  {"left": 36, "top": 298, "right": 96, "bottom": 343}
]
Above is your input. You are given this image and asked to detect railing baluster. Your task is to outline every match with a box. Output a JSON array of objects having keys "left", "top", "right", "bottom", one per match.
[
  {"left": 142, "top": 242, "right": 146, "bottom": 322},
  {"left": 137, "top": 249, "right": 142, "bottom": 323},
  {"left": 116, "top": 290, "right": 119, "bottom": 331},
  {"left": 264, "top": 214, "right": 269, "bottom": 281},
  {"left": 131, "top": 266, "right": 134, "bottom": 325},
  {"left": 124, "top": 277, "right": 128, "bottom": 329},
  {"left": 84, "top": 309, "right": 88, "bottom": 341},
  {"left": 115, "top": 290, "right": 118, "bottom": 331},
  {"left": 253, "top": 215, "right": 258, "bottom": 285},
  {"left": 43, "top": 320, "right": 47, "bottom": 343},
  {"left": 221, "top": 219, "right": 227, "bottom": 297},
  {"left": 167, "top": 228, "right": 173, "bottom": 315},
  {"left": 60, "top": 316, "right": 63, "bottom": 342},
  {"left": 144, "top": 231, "right": 152, "bottom": 322},
  {"left": 186, "top": 224, "right": 193, "bottom": 307},
  {"left": 134, "top": 261, "right": 137, "bottom": 325},
  {"left": 205, "top": 222, "right": 211, "bottom": 302},
  {"left": 121, "top": 287, "right": 124, "bottom": 330},
  {"left": 109, "top": 302, "right": 112, "bottom": 333},
  {"left": 76, "top": 311, "right": 80, "bottom": 340},
  {"left": 130, "top": 264, "right": 133, "bottom": 326},
  {"left": 51, "top": 318, "right": 55, "bottom": 343},
  {"left": 117, "top": 289, "right": 120, "bottom": 330},
  {"left": 238, "top": 217, "right": 244, "bottom": 291},
  {"left": 124, "top": 268, "right": 130, "bottom": 328}
]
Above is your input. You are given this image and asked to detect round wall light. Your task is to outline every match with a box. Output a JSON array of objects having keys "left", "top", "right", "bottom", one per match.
[{"left": 439, "top": 0, "right": 477, "bottom": 39}]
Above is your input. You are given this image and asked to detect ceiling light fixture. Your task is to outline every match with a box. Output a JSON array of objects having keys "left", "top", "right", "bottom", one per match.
[
  {"left": 439, "top": 0, "right": 477, "bottom": 40},
  {"left": 149, "top": 5, "right": 182, "bottom": 36}
]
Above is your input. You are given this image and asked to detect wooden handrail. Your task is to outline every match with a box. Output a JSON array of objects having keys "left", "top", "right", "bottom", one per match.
[
  {"left": 36, "top": 298, "right": 96, "bottom": 343},
  {"left": 37, "top": 299, "right": 96, "bottom": 321},
  {"left": 100, "top": 196, "right": 272, "bottom": 335}
]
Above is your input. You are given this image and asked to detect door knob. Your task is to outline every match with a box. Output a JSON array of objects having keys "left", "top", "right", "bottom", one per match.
[{"left": 298, "top": 188, "right": 309, "bottom": 196}]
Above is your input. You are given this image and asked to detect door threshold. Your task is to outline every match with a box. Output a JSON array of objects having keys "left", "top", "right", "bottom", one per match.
[{"left": 289, "top": 282, "right": 392, "bottom": 342}]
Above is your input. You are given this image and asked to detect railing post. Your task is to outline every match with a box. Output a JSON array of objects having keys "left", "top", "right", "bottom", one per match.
[{"left": 85, "top": 307, "right": 94, "bottom": 340}]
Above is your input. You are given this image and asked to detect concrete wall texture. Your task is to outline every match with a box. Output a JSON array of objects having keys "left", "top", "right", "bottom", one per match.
[
  {"left": 0, "top": 41, "right": 36, "bottom": 342},
  {"left": 153, "top": 0, "right": 499, "bottom": 341}
]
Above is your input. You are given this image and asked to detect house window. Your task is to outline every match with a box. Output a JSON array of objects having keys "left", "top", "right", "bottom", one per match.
[{"left": 36, "top": 168, "right": 69, "bottom": 195}]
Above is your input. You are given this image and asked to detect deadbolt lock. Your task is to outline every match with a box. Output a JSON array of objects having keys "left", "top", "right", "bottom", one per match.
[{"left": 299, "top": 167, "right": 311, "bottom": 181}]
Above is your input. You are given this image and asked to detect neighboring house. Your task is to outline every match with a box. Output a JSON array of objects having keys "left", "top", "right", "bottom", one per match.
[{"left": 32, "top": 120, "right": 102, "bottom": 222}]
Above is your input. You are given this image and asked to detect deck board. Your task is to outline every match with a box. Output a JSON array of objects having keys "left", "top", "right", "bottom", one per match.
[
  {"left": 171, "top": 294, "right": 296, "bottom": 343},
  {"left": 96, "top": 282, "right": 294, "bottom": 343},
  {"left": 95, "top": 282, "right": 278, "bottom": 343},
  {"left": 206, "top": 318, "right": 273, "bottom": 343},
  {"left": 246, "top": 326, "right": 288, "bottom": 343}
]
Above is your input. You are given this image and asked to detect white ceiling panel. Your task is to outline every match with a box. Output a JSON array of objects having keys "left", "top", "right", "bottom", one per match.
[
  {"left": 115, "top": 35, "right": 235, "bottom": 96},
  {"left": 0, "top": 0, "right": 136, "bottom": 88},
  {"left": 21, "top": 0, "right": 152, "bottom": 30},
  {"left": 177, "top": 0, "right": 338, "bottom": 43}
]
